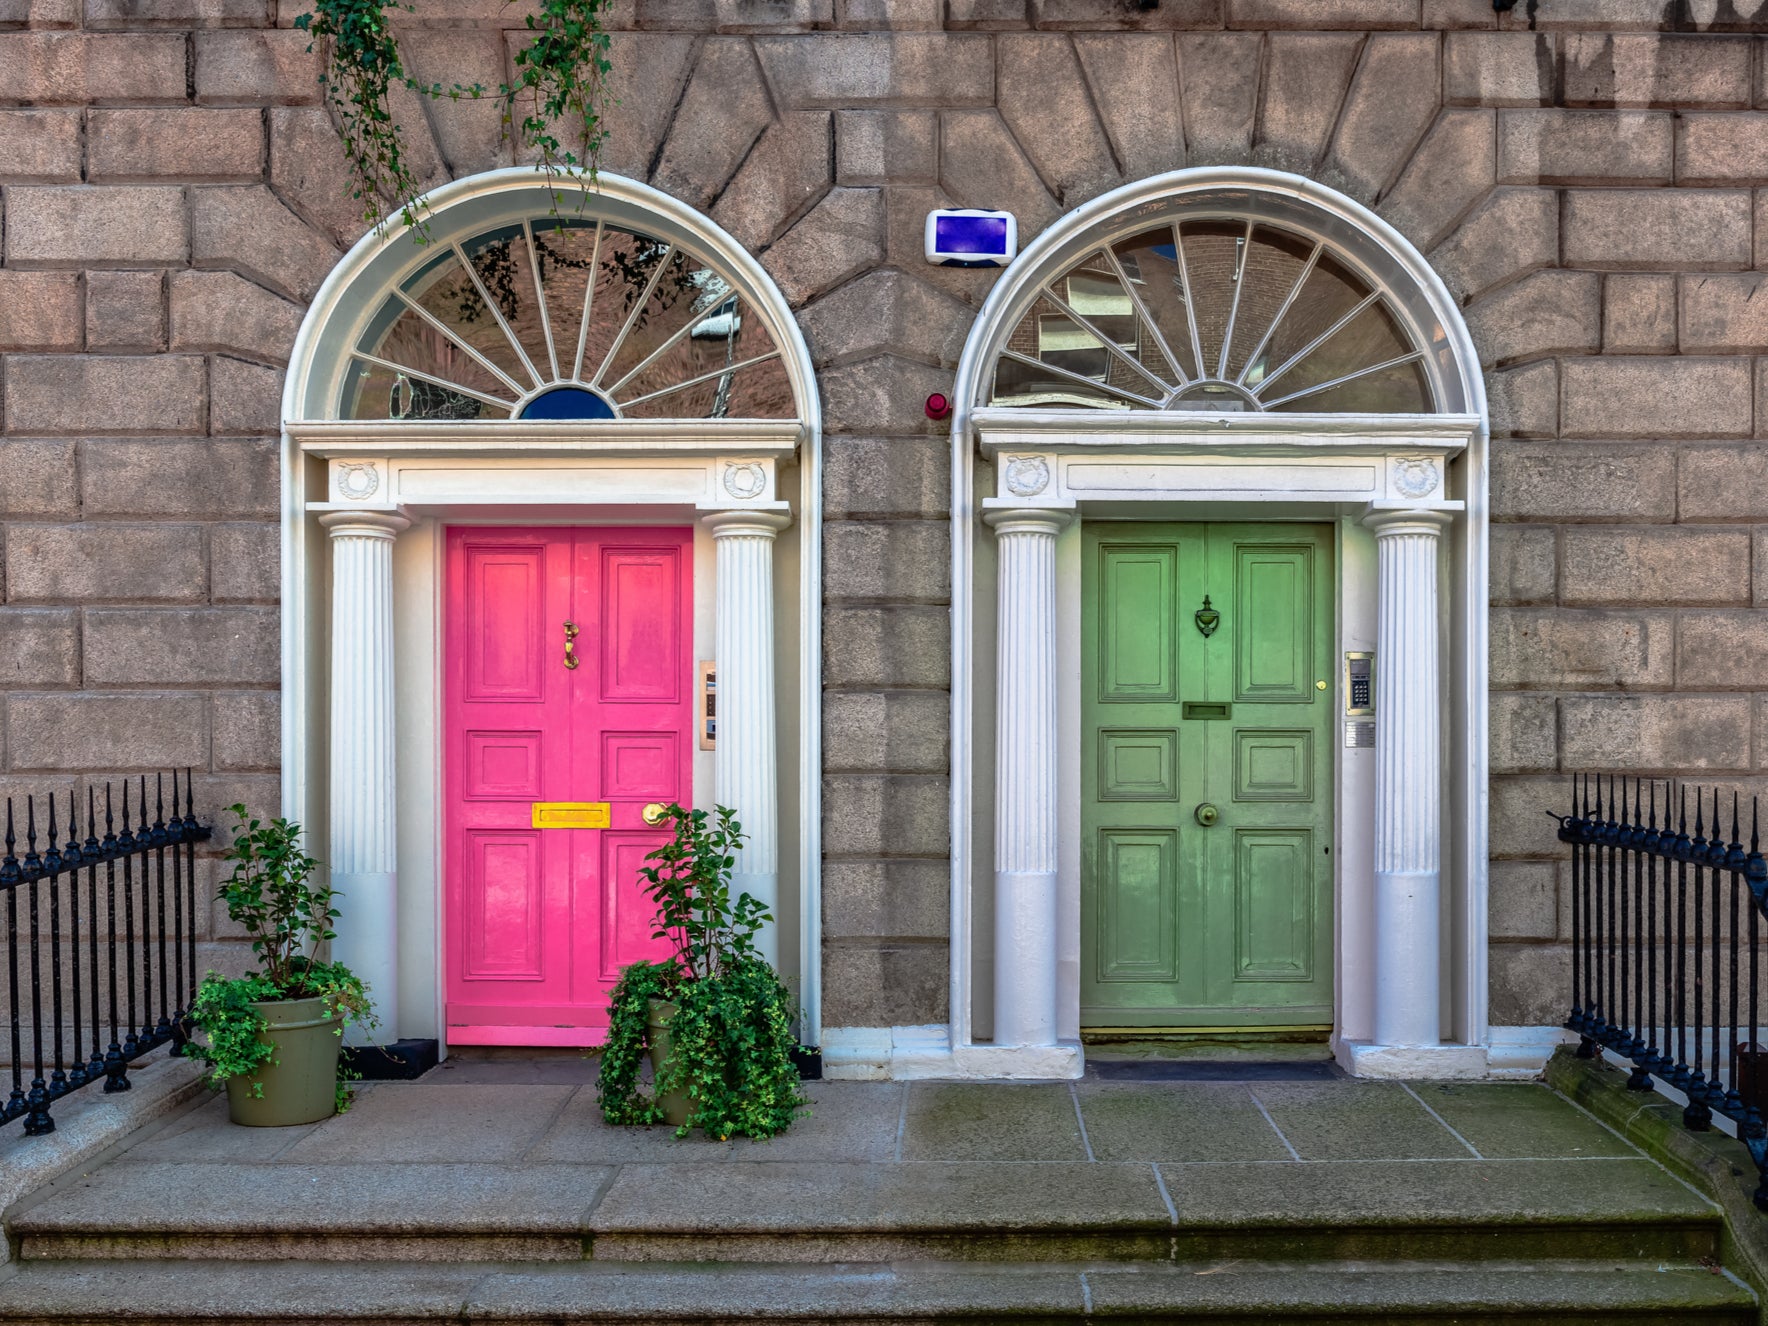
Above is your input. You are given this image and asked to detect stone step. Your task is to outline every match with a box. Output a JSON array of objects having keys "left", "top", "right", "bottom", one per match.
[
  {"left": 0, "top": 1258, "right": 1754, "bottom": 1323},
  {"left": 8, "top": 1157, "right": 1726, "bottom": 1266}
]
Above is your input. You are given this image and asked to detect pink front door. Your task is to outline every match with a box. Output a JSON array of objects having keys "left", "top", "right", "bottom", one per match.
[{"left": 443, "top": 526, "right": 692, "bottom": 1045}]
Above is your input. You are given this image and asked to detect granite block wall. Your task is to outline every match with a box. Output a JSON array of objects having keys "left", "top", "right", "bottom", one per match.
[{"left": 2, "top": 0, "right": 1765, "bottom": 1034}]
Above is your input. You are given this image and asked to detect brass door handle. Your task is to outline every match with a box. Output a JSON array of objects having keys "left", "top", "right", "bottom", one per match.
[
  {"left": 642, "top": 803, "right": 669, "bottom": 826},
  {"left": 563, "top": 621, "right": 579, "bottom": 670},
  {"left": 1195, "top": 803, "right": 1220, "bottom": 827}
]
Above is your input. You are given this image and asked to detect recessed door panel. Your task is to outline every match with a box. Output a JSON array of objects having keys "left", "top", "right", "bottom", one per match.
[
  {"left": 445, "top": 525, "right": 692, "bottom": 1046},
  {"left": 602, "top": 547, "right": 683, "bottom": 703},
  {"left": 1233, "top": 730, "right": 1312, "bottom": 803},
  {"left": 1098, "top": 729, "right": 1179, "bottom": 802},
  {"left": 463, "top": 832, "right": 545, "bottom": 980},
  {"left": 1097, "top": 828, "right": 1178, "bottom": 982},
  {"left": 1097, "top": 544, "right": 1177, "bottom": 702},
  {"left": 1234, "top": 544, "right": 1313, "bottom": 703},
  {"left": 1234, "top": 828, "right": 1314, "bottom": 982},
  {"left": 463, "top": 547, "right": 546, "bottom": 702}
]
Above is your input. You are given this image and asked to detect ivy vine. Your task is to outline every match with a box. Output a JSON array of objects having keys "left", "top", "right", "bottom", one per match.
[{"left": 295, "top": 0, "right": 614, "bottom": 240}]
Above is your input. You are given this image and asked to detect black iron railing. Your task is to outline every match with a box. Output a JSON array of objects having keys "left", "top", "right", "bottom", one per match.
[
  {"left": 2, "top": 772, "right": 210, "bottom": 1136},
  {"left": 1555, "top": 775, "right": 1768, "bottom": 1208}
]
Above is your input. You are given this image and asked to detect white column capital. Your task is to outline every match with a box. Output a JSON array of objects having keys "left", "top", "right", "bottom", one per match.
[
  {"left": 319, "top": 509, "right": 411, "bottom": 541},
  {"left": 701, "top": 508, "right": 793, "bottom": 539},
  {"left": 983, "top": 506, "right": 1073, "bottom": 538},
  {"left": 1360, "top": 504, "right": 1456, "bottom": 539}
]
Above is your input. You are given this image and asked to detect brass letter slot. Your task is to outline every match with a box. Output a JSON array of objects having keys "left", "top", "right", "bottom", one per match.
[
  {"left": 1182, "top": 701, "right": 1232, "bottom": 721},
  {"left": 531, "top": 801, "right": 611, "bottom": 829}
]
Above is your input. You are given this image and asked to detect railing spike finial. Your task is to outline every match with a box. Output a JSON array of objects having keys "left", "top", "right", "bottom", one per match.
[
  {"left": 5, "top": 796, "right": 15, "bottom": 859},
  {"left": 1754, "top": 795, "right": 1761, "bottom": 856},
  {"left": 25, "top": 795, "right": 37, "bottom": 860},
  {"left": 1648, "top": 779, "right": 1657, "bottom": 830},
  {"left": 184, "top": 766, "right": 194, "bottom": 821},
  {"left": 103, "top": 781, "right": 115, "bottom": 846},
  {"left": 1680, "top": 782, "right": 1688, "bottom": 836},
  {"left": 1733, "top": 791, "right": 1743, "bottom": 851}
]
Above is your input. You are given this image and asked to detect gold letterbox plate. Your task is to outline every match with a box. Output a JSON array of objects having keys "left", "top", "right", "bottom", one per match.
[{"left": 531, "top": 801, "right": 611, "bottom": 829}]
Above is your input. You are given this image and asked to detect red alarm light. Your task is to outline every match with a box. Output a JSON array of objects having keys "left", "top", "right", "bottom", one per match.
[{"left": 925, "top": 392, "right": 952, "bottom": 421}]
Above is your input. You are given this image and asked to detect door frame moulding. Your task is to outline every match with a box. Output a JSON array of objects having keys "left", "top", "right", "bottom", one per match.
[
  {"left": 278, "top": 168, "right": 825, "bottom": 1048},
  {"left": 913, "top": 166, "right": 1490, "bottom": 1082}
]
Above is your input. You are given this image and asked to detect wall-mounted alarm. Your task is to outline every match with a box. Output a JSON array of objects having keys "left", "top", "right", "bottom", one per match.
[{"left": 925, "top": 209, "right": 1017, "bottom": 267}]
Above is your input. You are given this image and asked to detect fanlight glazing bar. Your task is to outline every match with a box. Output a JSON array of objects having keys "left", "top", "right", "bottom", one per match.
[
  {"left": 1259, "top": 350, "right": 1426, "bottom": 410},
  {"left": 571, "top": 221, "right": 606, "bottom": 384},
  {"left": 1215, "top": 220, "right": 1254, "bottom": 381},
  {"left": 1252, "top": 290, "right": 1382, "bottom": 400},
  {"left": 354, "top": 350, "right": 517, "bottom": 412},
  {"left": 453, "top": 241, "right": 545, "bottom": 391},
  {"left": 1099, "top": 245, "right": 1188, "bottom": 388},
  {"left": 522, "top": 219, "right": 562, "bottom": 382},
  {"left": 592, "top": 242, "right": 677, "bottom": 389},
  {"left": 997, "top": 349, "right": 1164, "bottom": 409},
  {"left": 391, "top": 289, "right": 528, "bottom": 398},
  {"left": 1037, "top": 283, "right": 1173, "bottom": 399},
  {"left": 1170, "top": 224, "right": 1207, "bottom": 391},
  {"left": 617, "top": 348, "right": 779, "bottom": 410},
  {"left": 606, "top": 292, "right": 734, "bottom": 398},
  {"left": 1233, "top": 239, "right": 1323, "bottom": 390}
]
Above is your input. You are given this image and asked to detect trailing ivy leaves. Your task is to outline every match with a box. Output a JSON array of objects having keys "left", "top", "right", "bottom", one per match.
[
  {"left": 294, "top": 0, "right": 469, "bottom": 239},
  {"left": 505, "top": 0, "right": 614, "bottom": 203},
  {"left": 596, "top": 807, "right": 807, "bottom": 1141},
  {"left": 295, "top": 0, "right": 613, "bottom": 242}
]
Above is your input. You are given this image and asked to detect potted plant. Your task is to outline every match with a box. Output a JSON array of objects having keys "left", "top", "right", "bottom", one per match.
[
  {"left": 597, "top": 805, "right": 805, "bottom": 1139},
  {"left": 184, "top": 805, "right": 374, "bottom": 1126}
]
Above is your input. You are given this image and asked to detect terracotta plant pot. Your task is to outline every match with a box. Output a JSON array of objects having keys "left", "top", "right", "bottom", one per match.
[
  {"left": 645, "top": 998, "right": 692, "bottom": 1127},
  {"left": 225, "top": 995, "right": 342, "bottom": 1127}
]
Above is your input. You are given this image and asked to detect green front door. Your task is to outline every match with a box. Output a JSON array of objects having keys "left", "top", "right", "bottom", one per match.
[{"left": 1081, "top": 522, "right": 1334, "bottom": 1030}]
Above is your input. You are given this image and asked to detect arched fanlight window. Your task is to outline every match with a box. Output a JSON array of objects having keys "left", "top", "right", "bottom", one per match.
[
  {"left": 989, "top": 217, "right": 1437, "bottom": 414},
  {"left": 344, "top": 216, "right": 795, "bottom": 422}
]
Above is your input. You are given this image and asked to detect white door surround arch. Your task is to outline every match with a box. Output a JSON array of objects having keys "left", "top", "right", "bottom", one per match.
[
  {"left": 278, "top": 169, "right": 824, "bottom": 1048},
  {"left": 931, "top": 168, "right": 1492, "bottom": 1082}
]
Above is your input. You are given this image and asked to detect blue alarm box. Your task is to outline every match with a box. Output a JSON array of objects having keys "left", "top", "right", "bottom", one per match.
[{"left": 924, "top": 209, "right": 1017, "bottom": 267}]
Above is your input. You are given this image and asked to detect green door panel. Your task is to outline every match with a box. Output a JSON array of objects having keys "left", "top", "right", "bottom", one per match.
[{"left": 1081, "top": 521, "right": 1334, "bottom": 1030}]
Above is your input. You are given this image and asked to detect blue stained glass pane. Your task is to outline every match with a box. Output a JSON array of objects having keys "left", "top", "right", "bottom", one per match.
[{"left": 519, "top": 386, "right": 618, "bottom": 420}]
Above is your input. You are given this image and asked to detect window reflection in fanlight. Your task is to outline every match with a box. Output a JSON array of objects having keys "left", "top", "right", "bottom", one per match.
[
  {"left": 343, "top": 217, "right": 796, "bottom": 422},
  {"left": 989, "top": 219, "right": 1434, "bottom": 414}
]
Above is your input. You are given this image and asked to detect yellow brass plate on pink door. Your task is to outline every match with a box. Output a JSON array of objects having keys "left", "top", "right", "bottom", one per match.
[{"left": 530, "top": 801, "right": 611, "bottom": 829}]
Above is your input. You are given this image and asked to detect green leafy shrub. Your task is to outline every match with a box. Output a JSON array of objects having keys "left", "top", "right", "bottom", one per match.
[
  {"left": 184, "top": 806, "right": 376, "bottom": 1106},
  {"left": 597, "top": 806, "right": 806, "bottom": 1139}
]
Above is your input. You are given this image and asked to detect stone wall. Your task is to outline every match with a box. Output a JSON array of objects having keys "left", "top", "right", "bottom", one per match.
[{"left": 1, "top": 0, "right": 1764, "bottom": 1032}]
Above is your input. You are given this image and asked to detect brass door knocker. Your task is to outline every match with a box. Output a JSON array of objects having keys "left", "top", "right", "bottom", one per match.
[{"left": 563, "top": 621, "right": 580, "bottom": 670}]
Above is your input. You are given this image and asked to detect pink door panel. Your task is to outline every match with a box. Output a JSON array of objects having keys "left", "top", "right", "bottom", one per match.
[{"left": 444, "top": 526, "right": 691, "bottom": 1046}]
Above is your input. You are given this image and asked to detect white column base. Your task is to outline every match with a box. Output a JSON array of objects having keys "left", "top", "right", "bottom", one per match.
[
  {"left": 821, "top": 1025, "right": 1084, "bottom": 1080},
  {"left": 1335, "top": 1039, "right": 1489, "bottom": 1081},
  {"left": 329, "top": 870, "right": 397, "bottom": 1045}
]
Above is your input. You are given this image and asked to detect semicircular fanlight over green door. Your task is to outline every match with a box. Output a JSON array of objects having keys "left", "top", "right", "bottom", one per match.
[{"left": 1081, "top": 522, "right": 1335, "bottom": 1031}]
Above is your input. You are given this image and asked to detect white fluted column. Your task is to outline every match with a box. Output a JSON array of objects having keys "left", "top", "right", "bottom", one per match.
[
  {"left": 704, "top": 509, "right": 793, "bottom": 967},
  {"left": 1363, "top": 507, "right": 1453, "bottom": 1051},
  {"left": 320, "top": 509, "right": 409, "bottom": 1040},
  {"left": 986, "top": 506, "right": 1072, "bottom": 1048}
]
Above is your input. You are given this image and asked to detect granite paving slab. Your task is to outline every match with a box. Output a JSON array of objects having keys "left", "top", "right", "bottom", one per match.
[
  {"left": 586, "top": 1160, "right": 1173, "bottom": 1261},
  {"left": 278, "top": 1083, "right": 578, "bottom": 1165},
  {"left": 14, "top": 1161, "right": 611, "bottom": 1237},
  {"left": 898, "top": 1082, "right": 1087, "bottom": 1161},
  {"left": 1158, "top": 1156, "right": 1716, "bottom": 1229},
  {"left": 120, "top": 1092, "right": 323, "bottom": 1163},
  {"left": 1075, "top": 1082, "right": 1294, "bottom": 1163},
  {"left": 1410, "top": 1081, "right": 1637, "bottom": 1159},
  {"left": 1248, "top": 1081, "right": 1472, "bottom": 1160}
]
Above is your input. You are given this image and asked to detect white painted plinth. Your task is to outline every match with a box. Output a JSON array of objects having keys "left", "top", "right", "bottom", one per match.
[
  {"left": 703, "top": 508, "right": 792, "bottom": 968},
  {"left": 984, "top": 506, "right": 1072, "bottom": 1050},
  {"left": 320, "top": 510, "right": 409, "bottom": 1039}
]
